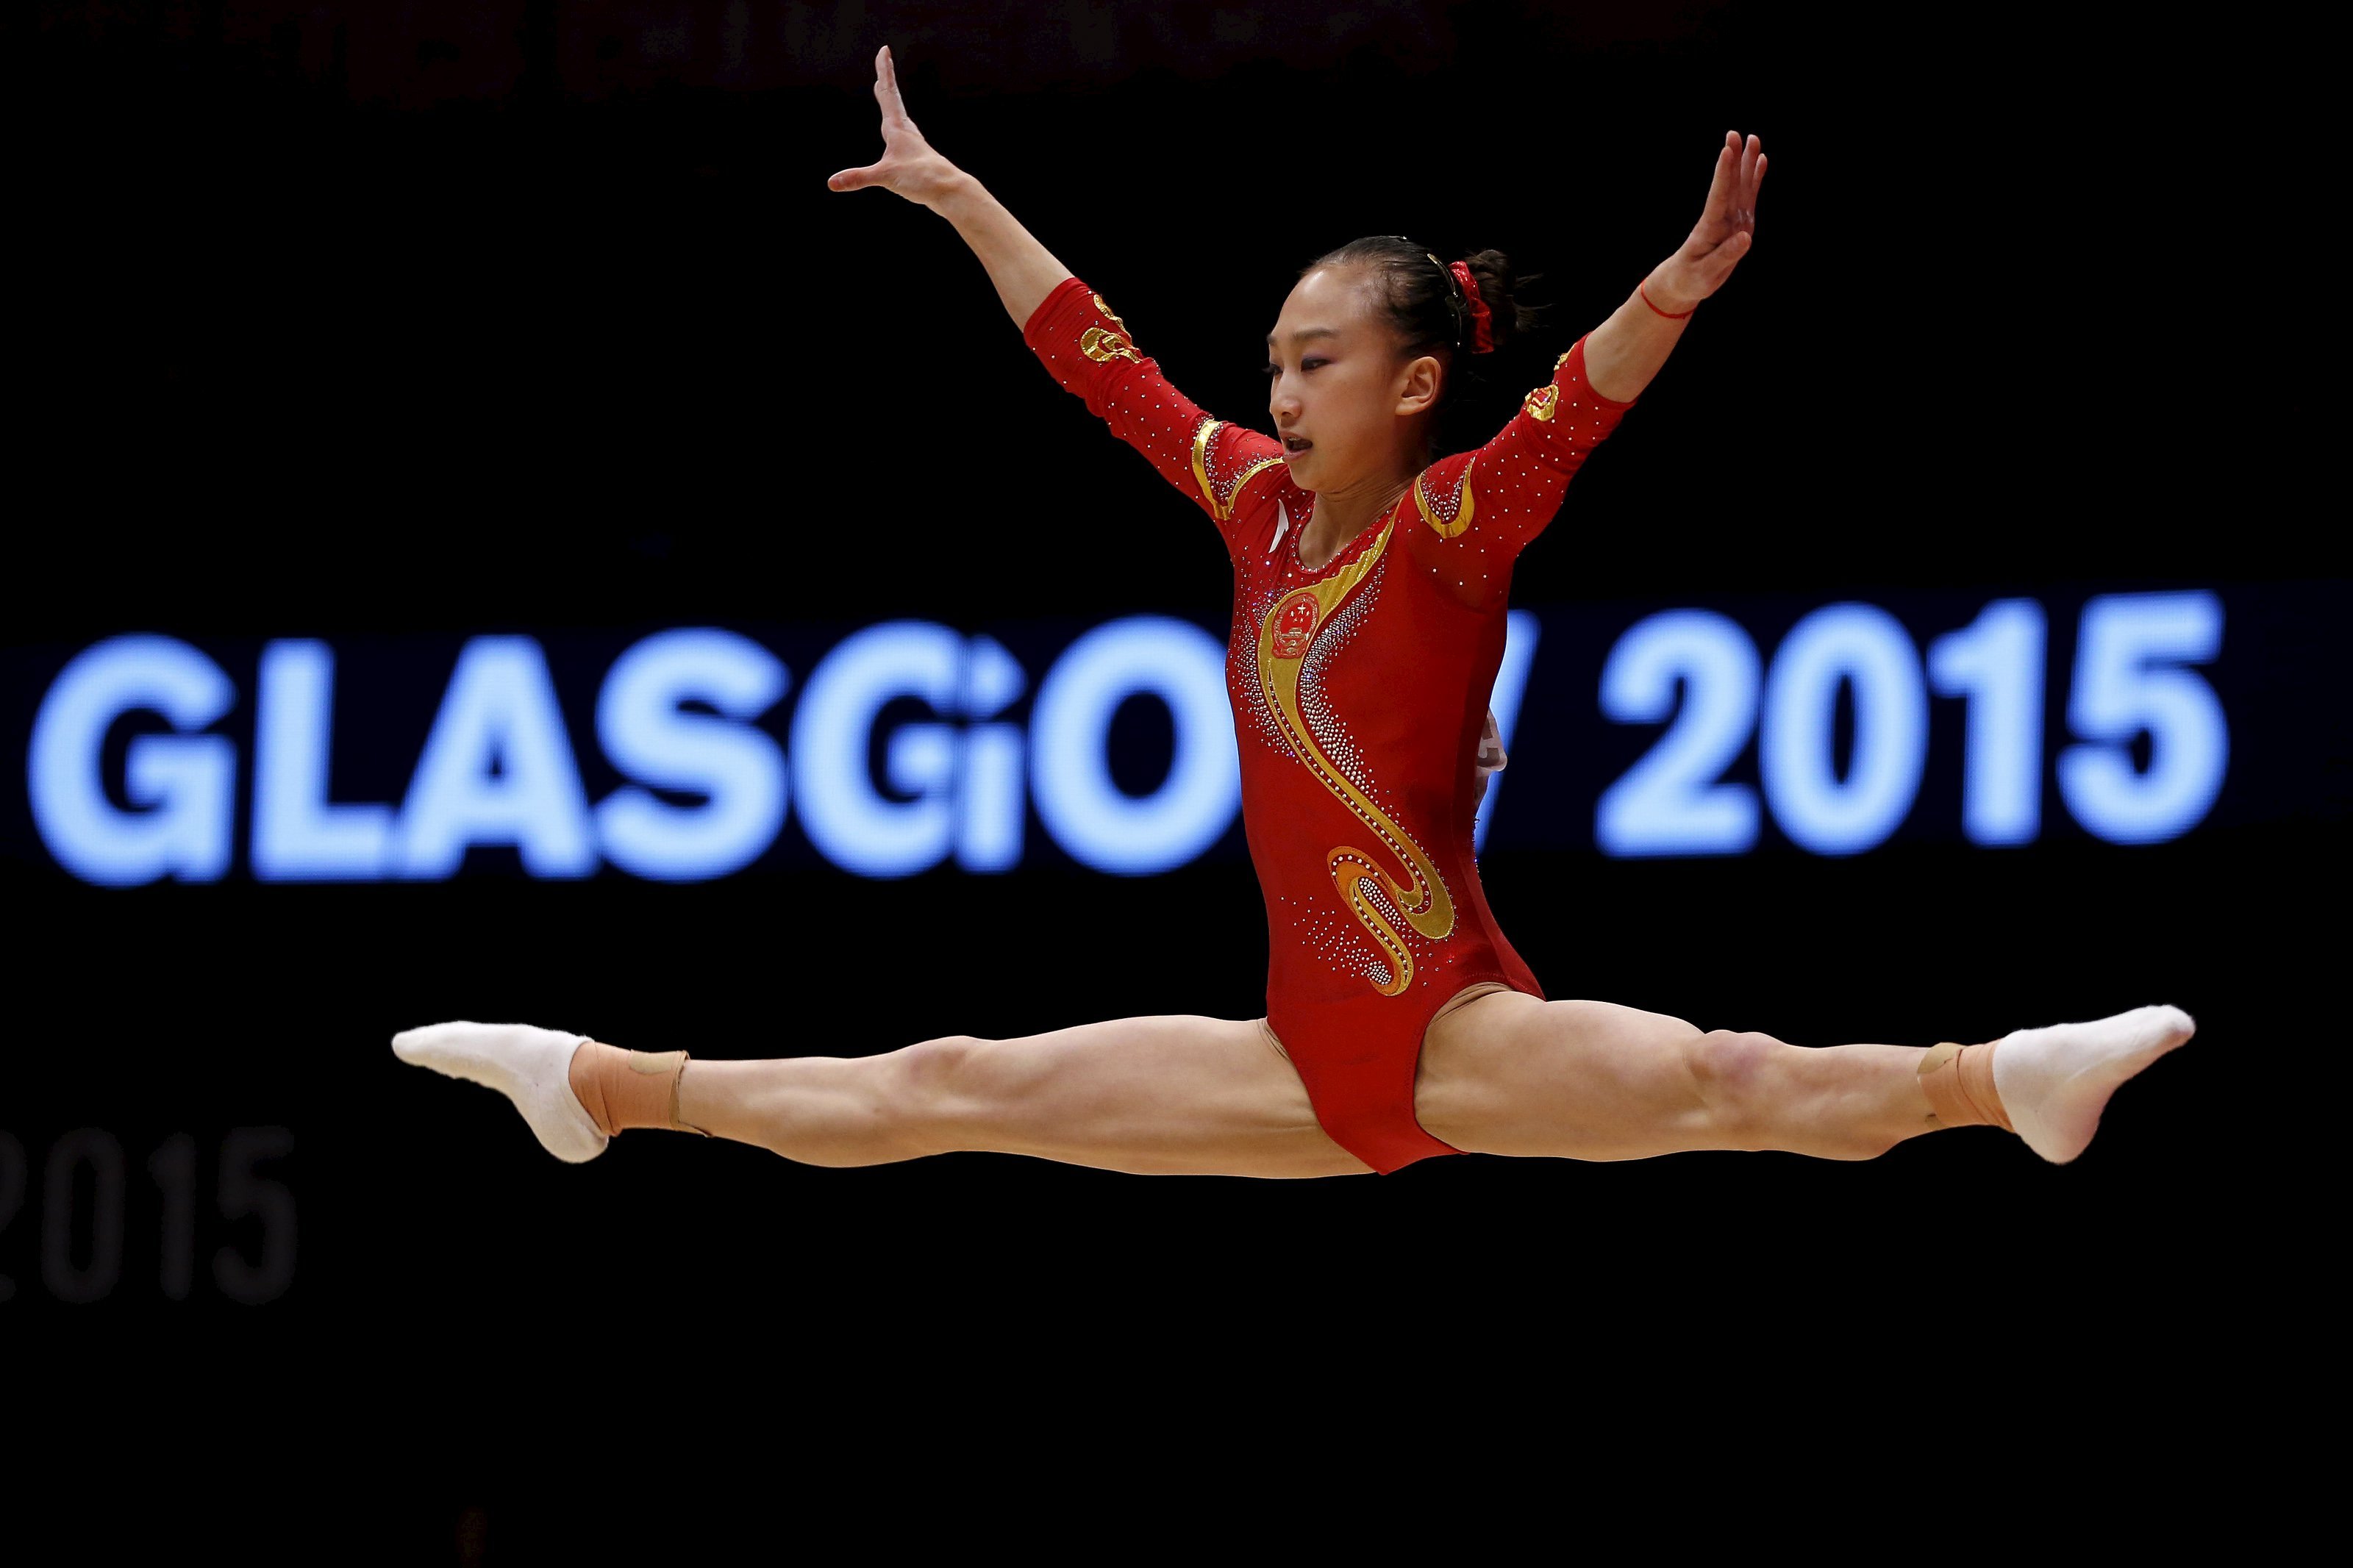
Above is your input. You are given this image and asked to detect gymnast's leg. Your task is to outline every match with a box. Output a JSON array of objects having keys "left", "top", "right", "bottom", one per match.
[
  {"left": 1413, "top": 995, "right": 2194, "bottom": 1164},
  {"left": 393, "top": 1015, "right": 1372, "bottom": 1178}
]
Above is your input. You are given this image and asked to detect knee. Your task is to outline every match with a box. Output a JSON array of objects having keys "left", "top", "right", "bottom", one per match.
[
  {"left": 1689, "top": 1028, "right": 1900, "bottom": 1161},
  {"left": 1688, "top": 1028, "right": 1782, "bottom": 1148},
  {"left": 893, "top": 1034, "right": 991, "bottom": 1121},
  {"left": 896, "top": 1033, "right": 1054, "bottom": 1149}
]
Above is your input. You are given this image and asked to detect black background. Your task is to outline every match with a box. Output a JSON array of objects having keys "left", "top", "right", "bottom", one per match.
[{"left": 4, "top": 1, "right": 2336, "bottom": 1553}]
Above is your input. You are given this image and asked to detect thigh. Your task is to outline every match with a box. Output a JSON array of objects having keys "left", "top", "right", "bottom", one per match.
[
  {"left": 930, "top": 1013, "right": 1374, "bottom": 1178},
  {"left": 1413, "top": 992, "right": 1718, "bottom": 1160}
]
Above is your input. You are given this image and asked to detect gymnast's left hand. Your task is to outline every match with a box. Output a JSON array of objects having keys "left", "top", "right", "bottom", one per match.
[
  {"left": 1473, "top": 706, "right": 1506, "bottom": 803},
  {"left": 826, "top": 44, "right": 968, "bottom": 211},
  {"left": 1648, "top": 130, "right": 1766, "bottom": 310}
]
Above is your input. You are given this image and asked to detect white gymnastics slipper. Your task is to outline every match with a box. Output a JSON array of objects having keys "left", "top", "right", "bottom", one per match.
[
  {"left": 1992, "top": 1004, "right": 2196, "bottom": 1164},
  {"left": 392, "top": 1020, "right": 608, "bottom": 1164}
]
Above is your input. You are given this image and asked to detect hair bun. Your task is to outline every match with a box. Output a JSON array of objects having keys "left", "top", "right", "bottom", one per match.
[
  {"left": 1457, "top": 249, "right": 1535, "bottom": 354},
  {"left": 1446, "top": 259, "right": 1496, "bottom": 353}
]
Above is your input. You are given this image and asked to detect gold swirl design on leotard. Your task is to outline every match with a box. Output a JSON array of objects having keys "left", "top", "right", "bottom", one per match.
[
  {"left": 1190, "top": 417, "right": 1285, "bottom": 524},
  {"left": 1413, "top": 454, "right": 1476, "bottom": 540},
  {"left": 1079, "top": 294, "right": 1140, "bottom": 365},
  {"left": 1080, "top": 325, "right": 1140, "bottom": 365},
  {"left": 1521, "top": 345, "right": 1578, "bottom": 421},
  {"left": 1257, "top": 512, "right": 1455, "bottom": 995}
]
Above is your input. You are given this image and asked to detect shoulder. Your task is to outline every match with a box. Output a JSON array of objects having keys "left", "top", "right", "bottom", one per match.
[
  {"left": 1406, "top": 449, "right": 1479, "bottom": 542},
  {"left": 1190, "top": 418, "right": 1289, "bottom": 524}
]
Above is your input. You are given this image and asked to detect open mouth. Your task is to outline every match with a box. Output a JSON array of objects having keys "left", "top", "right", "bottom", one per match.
[{"left": 1282, "top": 436, "right": 1313, "bottom": 458}]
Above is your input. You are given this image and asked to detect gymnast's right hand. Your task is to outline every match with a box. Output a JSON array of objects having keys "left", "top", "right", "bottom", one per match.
[{"left": 826, "top": 45, "right": 965, "bottom": 209}]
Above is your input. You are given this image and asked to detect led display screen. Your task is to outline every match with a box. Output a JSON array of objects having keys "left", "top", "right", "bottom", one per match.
[{"left": 15, "top": 583, "right": 2332, "bottom": 887}]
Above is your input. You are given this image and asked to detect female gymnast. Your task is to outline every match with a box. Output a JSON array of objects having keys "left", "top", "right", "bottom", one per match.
[{"left": 395, "top": 46, "right": 2192, "bottom": 1178}]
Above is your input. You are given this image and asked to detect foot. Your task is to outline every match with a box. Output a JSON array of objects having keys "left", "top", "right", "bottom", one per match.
[
  {"left": 391, "top": 1021, "right": 608, "bottom": 1163},
  {"left": 1991, "top": 1004, "right": 2196, "bottom": 1164}
]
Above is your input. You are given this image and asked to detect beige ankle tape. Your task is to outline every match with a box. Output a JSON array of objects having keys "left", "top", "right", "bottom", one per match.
[
  {"left": 568, "top": 1041, "right": 704, "bottom": 1137},
  {"left": 669, "top": 1056, "right": 709, "bottom": 1138},
  {"left": 1918, "top": 1039, "right": 2013, "bottom": 1132}
]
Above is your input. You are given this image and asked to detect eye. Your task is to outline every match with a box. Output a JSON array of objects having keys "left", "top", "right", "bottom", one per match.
[
  {"left": 1302, "top": 357, "right": 1328, "bottom": 370},
  {"left": 1260, "top": 362, "right": 1281, "bottom": 378}
]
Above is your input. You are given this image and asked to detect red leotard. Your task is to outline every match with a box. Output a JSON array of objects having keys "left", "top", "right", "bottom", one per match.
[{"left": 1024, "top": 276, "right": 1632, "bottom": 1173}]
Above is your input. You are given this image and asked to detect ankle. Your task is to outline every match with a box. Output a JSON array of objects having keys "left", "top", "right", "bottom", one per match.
[
  {"left": 1917, "top": 1039, "right": 2013, "bottom": 1133},
  {"left": 567, "top": 1040, "right": 707, "bottom": 1138}
]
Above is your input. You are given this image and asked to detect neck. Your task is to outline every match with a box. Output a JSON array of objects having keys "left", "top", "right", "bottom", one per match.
[{"left": 1311, "top": 461, "right": 1420, "bottom": 550}]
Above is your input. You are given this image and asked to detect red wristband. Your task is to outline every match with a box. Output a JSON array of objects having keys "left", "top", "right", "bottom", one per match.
[{"left": 1638, "top": 282, "right": 1696, "bottom": 321}]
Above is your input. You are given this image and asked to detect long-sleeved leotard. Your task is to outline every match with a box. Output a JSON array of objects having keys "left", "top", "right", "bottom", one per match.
[{"left": 1024, "top": 275, "right": 1632, "bottom": 1173}]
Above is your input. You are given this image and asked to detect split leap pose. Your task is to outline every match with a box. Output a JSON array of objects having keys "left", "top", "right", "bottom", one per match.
[{"left": 396, "top": 46, "right": 2192, "bottom": 1177}]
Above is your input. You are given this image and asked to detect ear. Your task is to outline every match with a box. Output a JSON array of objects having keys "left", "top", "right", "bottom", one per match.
[{"left": 1394, "top": 354, "right": 1444, "bottom": 418}]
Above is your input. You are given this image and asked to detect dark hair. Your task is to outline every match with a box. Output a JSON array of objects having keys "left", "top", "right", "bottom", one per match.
[{"left": 1300, "top": 235, "right": 1548, "bottom": 448}]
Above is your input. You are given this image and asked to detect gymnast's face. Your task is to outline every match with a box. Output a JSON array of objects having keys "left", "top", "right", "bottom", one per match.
[{"left": 1265, "top": 264, "right": 1445, "bottom": 495}]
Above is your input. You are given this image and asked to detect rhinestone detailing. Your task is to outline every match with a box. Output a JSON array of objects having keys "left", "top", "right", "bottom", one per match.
[
  {"left": 1190, "top": 416, "right": 1285, "bottom": 524},
  {"left": 1252, "top": 513, "right": 1457, "bottom": 998},
  {"left": 1231, "top": 592, "right": 1296, "bottom": 760},
  {"left": 1298, "top": 558, "right": 1384, "bottom": 802},
  {"left": 1413, "top": 454, "right": 1477, "bottom": 540}
]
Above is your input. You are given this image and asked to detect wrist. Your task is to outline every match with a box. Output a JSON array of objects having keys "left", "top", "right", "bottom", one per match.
[
  {"left": 926, "top": 168, "right": 987, "bottom": 220},
  {"left": 1639, "top": 265, "right": 1700, "bottom": 318}
]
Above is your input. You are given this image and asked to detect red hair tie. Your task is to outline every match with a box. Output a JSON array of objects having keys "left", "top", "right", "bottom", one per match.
[{"left": 1447, "top": 259, "right": 1496, "bottom": 354}]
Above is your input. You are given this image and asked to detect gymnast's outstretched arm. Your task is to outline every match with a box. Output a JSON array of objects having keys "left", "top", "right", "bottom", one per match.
[
  {"left": 831, "top": 44, "right": 1279, "bottom": 554},
  {"left": 826, "top": 44, "right": 1073, "bottom": 330},
  {"left": 1581, "top": 130, "right": 1767, "bottom": 402}
]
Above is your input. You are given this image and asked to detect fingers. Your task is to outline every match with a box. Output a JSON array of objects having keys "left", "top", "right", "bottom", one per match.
[
  {"left": 1682, "top": 129, "right": 1763, "bottom": 282},
  {"left": 1704, "top": 132, "right": 1763, "bottom": 231},
  {"left": 1699, "top": 135, "right": 1738, "bottom": 222},
  {"left": 874, "top": 43, "right": 907, "bottom": 123},
  {"left": 839, "top": 44, "right": 907, "bottom": 192},
  {"left": 1738, "top": 135, "right": 1763, "bottom": 225}
]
